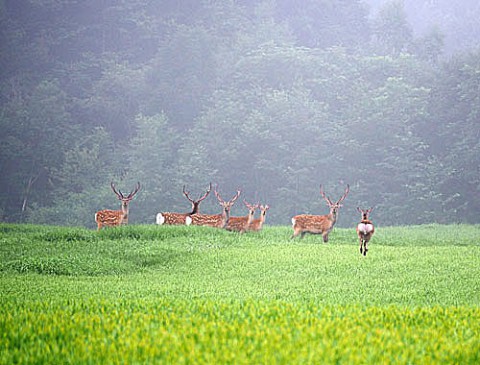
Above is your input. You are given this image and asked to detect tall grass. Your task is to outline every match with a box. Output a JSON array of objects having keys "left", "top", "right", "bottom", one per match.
[{"left": 1, "top": 223, "right": 479, "bottom": 364}]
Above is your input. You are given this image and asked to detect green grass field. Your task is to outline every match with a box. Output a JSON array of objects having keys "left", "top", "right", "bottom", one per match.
[{"left": 1, "top": 223, "right": 479, "bottom": 364}]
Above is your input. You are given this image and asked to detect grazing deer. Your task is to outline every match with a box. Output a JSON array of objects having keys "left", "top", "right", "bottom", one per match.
[
  {"left": 95, "top": 182, "right": 141, "bottom": 230},
  {"left": 357, "top": 207, "right": 375, "bottom": 256},
  {"left": 248, "top": 204, "right": 270, "bottom": 232},
  {"left": 187, "top": 188, "right": 241, "bottom": 228},
  {"left": 225, "top": 200, "right": 259, "bottom": 233},
  {"left": 156, "top": 183, "right": 211, "bottom": 225},
  {"left": 291, "top": 185, "right": 350, "bottom": 242}
]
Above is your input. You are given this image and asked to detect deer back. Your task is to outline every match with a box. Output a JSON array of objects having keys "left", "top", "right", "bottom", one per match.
[
  {"left": 156, "top": 212, "right": 189, "bottom": 225},
  {"left": 157, "top": 183, "right": 211, "bottom": 225},
  {"left": 188, "top": 213, "right": 226, "bottom": 227},
  {"left": 356, "top": 207, "right": 375, "bottom": 239},
  {"left": 188, "top": 188, "right": 240, "bottom": 228},
  {"left": 225, "top": 200, "right": 258, "bottom": 232},
  {"left": 95, "top": 209, "right": 125, "bottom": 229},
  {"left": 292, "top": 214, "right": 335, "bottom": 234}
]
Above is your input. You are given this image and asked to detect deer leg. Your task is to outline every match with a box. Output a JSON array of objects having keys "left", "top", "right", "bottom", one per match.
[
  {"left": 364, "top": 240, "right": 368, "bottom": 256},
  {"left": 291, "top": 229, "right": 299, "bottom": 239},
  {"left": 359, "top": 238, "right": 363, "bottom": 255},
  {"left": 322, "top": 233, "right": 329, "bottom": 243}
]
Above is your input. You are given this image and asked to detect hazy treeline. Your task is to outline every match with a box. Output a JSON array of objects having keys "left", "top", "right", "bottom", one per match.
[{"left": 1, "top": 0, "right": 479, "bottom": 228}]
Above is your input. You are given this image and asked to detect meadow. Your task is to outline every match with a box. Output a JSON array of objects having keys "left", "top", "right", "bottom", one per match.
[{"left": 1, "top": 223, "right": 479, "bottom": 364}]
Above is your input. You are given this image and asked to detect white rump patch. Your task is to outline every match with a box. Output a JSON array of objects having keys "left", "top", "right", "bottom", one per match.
[
  {"left": 185, "top": 216, "right": 192, "bottom": 226},
  {"left": 291, "top": 217, "right": 296, "bottom": 227},
  {"left": 156, "top": 213, "right": 165, "bottom": 225},
  {"left": 357, "top": 223, "right": 373, "bottom": 235}
]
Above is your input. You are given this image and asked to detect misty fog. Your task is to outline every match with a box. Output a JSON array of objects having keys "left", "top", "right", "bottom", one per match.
[{"left": 1, "top": 0, "right": 479, "bottom": 228}]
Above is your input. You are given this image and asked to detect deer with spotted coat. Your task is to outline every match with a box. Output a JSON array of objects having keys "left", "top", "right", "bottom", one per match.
[
  {"left": 248, "top": 204, "right": 270, "bottom": 232},
  {"left": 187, "top": 188, "right": 241, "bottom": 228},
  {"left": 225, "top": 200, "right": 259, "bottom": 233},
  {"left": 156, "top": 183, "right": 211, "bottom": 225},
  {"left": 95, "top": 182, "right": 141, "bottom": 230},
  {"left": 357, "top": 207, "right": 375, "bottom": 256},
  {"left": 291, "top": 185, "right": 349, "bottom": 242}
]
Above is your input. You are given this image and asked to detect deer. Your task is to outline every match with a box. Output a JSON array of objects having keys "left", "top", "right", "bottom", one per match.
[
  {"left": 291, "top": 184, "right": 350, "bottom": 242},
  {"left": 248, "top": 204, "right": 270, "bottom": 232},
  {"left": 187, "top": 188, "right": 241, "bottom": 228},
  {"left": 357, "top": 207, "right": 375, "bottom": 256},
  {"left": 156, "top": 183, "right": 211, "bottom": 225},
  {"left": 95, "top": 182, "right": 141, "bottom": 230},
  {"left": 225, "top": 200, "right": 259, "bottom": 233}
]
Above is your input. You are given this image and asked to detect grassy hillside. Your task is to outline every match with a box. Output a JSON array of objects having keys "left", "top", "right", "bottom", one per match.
[{"left": 1, "top": 223, "right": 479, "bottom": 363}]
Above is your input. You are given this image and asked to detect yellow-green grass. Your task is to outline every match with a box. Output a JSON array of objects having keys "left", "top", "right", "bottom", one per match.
[{"left": 1, "top": 223, "right": 479, "bottom": 364}]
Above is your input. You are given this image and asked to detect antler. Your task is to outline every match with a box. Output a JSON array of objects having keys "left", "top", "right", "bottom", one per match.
[
  {"left": 320, "top": 184, "right": 350, "bottom": 207},
  {"left": 230, "top": 189, "right": 241, "bottom": 203},
  {"left": 127, "top": 182, "right": 141, "bottom": 199},
  {"left": 196, "top": 182, "right": 212, "bottom": 203},
  {"left": 358, "top": 206, "right": 374, "bottom": 214},
  {"left": 320, "top": 185, "right": 333, "bottom": 205},
  {"left": 184, "top": 182, "right": 211, "bottom": 205},
  {"left": 215, "top": 185, "right": 241, "bottom": 204},
  {"left": 111, "top": 181, "right": 140, "bottom": 200},
  {"left": 336, "top": 184, "right": 350, "bottom": 204},
  {"left": 214, "top": 186, "right": 224, "bottom": 203},
  {"left": 111, "top": 181, "right": 123, "bottom": 199},
  {"left": 183, "top": 185, "right": 194, "bottom": 203}
]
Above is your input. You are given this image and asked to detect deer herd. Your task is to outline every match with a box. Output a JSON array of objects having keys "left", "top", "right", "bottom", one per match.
[{"left": 95, "top": 182, "right": 375, "bottom": 256}]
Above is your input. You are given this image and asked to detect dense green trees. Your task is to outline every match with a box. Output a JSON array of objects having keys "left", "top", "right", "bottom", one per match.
[{"left": 1, "top": 0, "right": 479, "bottom": 227}]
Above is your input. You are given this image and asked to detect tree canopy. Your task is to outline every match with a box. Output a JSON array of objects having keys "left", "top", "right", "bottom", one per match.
[{"left": 1, "top": 0, "right": 479, "bottom": 227}]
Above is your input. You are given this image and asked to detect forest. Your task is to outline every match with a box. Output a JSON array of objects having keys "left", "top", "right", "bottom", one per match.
[{"left": 1, "top": 0, "right": 479, "bottom": 228}]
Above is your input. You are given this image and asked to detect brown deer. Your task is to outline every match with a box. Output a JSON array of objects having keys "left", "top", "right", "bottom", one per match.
[
  {"left": 95, "top": 182, "right": 141, "bottom": 230},
  {"left": 156, "top": 183, "right": 211, "bottom": 225},
  {"left": 225, "top": 200, "right": 259, "bottom": 233},
  {"left": 291, "top": 185, "right": 350, "bottom": 242},
  {"left": 187, "top": 188, "right": 241, "bottom": 228},
  {"left": 357, "top": 207, "right": 375, "bottom": 256},
  {"left": 248, "top": 204, "right": 270, "bottom": 232}
]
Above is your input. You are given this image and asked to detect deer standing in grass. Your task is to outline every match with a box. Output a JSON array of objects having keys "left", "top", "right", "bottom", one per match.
[
  {"left": 248, "top": 204, "right": 270, "bottom": 232},
  {"left": 291, "top": 185, "right": 350, "bottom": 242},
  {"left": 187, "top": 188, "right": 241, "bottom": 228},
  {"left": 225, "top": 200, "right": 259, "bottom": 233},
  {"left": 357, "top": 207, "right": 375, "bottom": 256},
  {"left": 156, "top": 183, "right": 211, "bottom": 225},
  {"left": 95, "top": 182, "right": 141, "bottom": 230}
]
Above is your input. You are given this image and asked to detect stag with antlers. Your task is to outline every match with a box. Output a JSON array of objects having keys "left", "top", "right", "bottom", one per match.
[
  {"left": 95, "top": 182, "right": 141, "bottom": 230},
  {"left": 291, "top": 185, "right": 350, "bottom": 242},
  {"left": 225, "top": 200, "right": 259, "bottom": 233},
  {"left": 357, "top": 207, "right": 375, "bottom": 256},
  {"left": 187, "top": 188, "right": 240, "bottom": 228},
  {"left": 156, "top": 183, "right": 211, "bottom": 225}
]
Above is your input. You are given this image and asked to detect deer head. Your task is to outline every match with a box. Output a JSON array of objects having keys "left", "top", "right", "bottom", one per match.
[
  {"left": 183, "top": 182, "right": 212, "bottom": 214},
  {"left": 357, "top": 207, "right": 374, "bottom": 221},
  {"left": 214, "top": 187, "right": 240, "bottom": 217},
  {"left": 320, "top": 184, "right": 350, "bottom": 218},
  {"left": 244, "top": 200, "right": 259, "bottom": 219},
  {"left": 111, "top": 181, "right": 141, "bottom": 211}
]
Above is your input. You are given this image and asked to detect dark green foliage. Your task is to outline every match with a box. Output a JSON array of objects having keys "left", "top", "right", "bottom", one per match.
[{"left": 0, "top": 1, "right": 479, "bottom": 227}]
